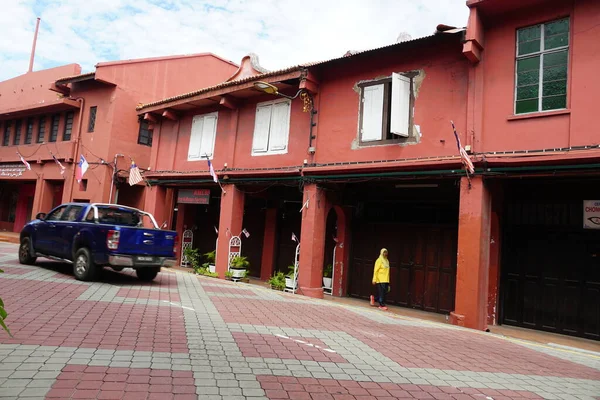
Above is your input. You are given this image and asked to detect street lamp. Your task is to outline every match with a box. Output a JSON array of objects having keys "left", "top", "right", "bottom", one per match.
[{"left": 253, "top": 81, "right": 313, "bottom": 112}]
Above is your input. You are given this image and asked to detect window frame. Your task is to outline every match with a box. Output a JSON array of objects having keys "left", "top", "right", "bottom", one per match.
[
  {"left": 49, "top": 114, "right": 60, "bottom": 142},
  {"left": 251, "top": 98, "right": 292, "bottom": 156},
  {"left": 188, "top": 112, "right": 218, "bottom": 161},
  {"left": 137, "top": 119, "right": 153, "bottom": 146},
  {"left": 88, "top": 106, "right": 97, "bottom": 132},
  {"left": 24, "top": 118, "right": 34, "bottom": 144},
  {"left": 37, "top": 116, "right": 46, "bottom": 143},
  {"left": 358, "top": 73, "right": 416, "bottom": 146},
  {"left": 63, "top": 111, "right": 74, "bottom": 141},
  {"left": 514, "top": 17, "right": 570, "bottom": 115},
  {"left": 13, "top": 120, "right": 22, "bottom": 145},
  {"left": 2, "top": 121, "right": 11, "bottom": 146}
]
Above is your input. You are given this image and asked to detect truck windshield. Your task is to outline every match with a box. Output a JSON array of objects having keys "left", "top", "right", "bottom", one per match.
[{"left": 95, "top": 206, "right": 142, "bottom": 227}]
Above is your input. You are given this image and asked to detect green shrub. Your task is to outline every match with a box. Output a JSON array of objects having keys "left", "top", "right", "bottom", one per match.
[
  {"left": 323, "top": 264, "right": 333, "bottom": 278},
  {"left": 230, "top": 256, "right": 249, "bottom": 269},
  {"left": 268, "top": 271, "right": 286, "bottom": 290},
  {"left": 0, "top": 269, "right": 10, "bottom": 336}
]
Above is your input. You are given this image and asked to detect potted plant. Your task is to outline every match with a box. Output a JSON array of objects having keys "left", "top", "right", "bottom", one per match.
[
  {"left": 225, "top": 270, "right": 233, "bottom": 280},
  {"left": 285, "top": 265, "right": 297, "bottom": 289},
  {"left": 268, "top": 272, "right": 286, "bottom": 291},
  {"left": 202, "top": 250, "right": 216, "bottom": 274},
  {"left": 229, "top": 255, "right": 249, "bottom": 279},
  {"left": 183, "top": 247, "right": 200, "bottom": 270},
  {"left": 323, "top": 264, "right": 333, "bottom": 289}
]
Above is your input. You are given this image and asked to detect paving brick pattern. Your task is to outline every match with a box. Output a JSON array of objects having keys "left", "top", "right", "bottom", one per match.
[{"left": 0, "top": 242, "right": 599, "bottom": 399}]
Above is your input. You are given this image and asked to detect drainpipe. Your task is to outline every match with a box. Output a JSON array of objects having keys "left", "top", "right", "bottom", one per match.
[
  {"left": 68, "top": 97, "right": 85, "bottom": 201},
  {"left": 108, "top": 153, "right": 124, "bottom": 204}
]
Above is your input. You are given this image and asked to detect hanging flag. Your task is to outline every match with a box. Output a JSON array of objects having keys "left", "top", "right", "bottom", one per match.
[
  {"left": 128, "top": 160, "right": 144, "bottom": 186},
  {"left": 451, "top": 121, "right": 475, "bottom": 175},
  {"left": 18, "top": 153, "right": 31, "bottom": 170},
  {"left": 242, "top": 228, "right": 250, "bottom": 238},
  {"left": 52, "top": 155, "right": 65, "bottom": 175},
  {"left": 207, "top": 159, "right": 218, "bottom": 183},
  {"left": 291, "top": 232, "right": 298, "bottom": 242},
  {"left": 214, "top": 226, "right": 219, "bottom": 235},
  {"left": 76, "top": 155, "right": 89, "bottom": 183}
]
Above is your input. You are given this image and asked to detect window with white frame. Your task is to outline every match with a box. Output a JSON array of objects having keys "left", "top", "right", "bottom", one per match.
[
  {"left": 188, "top": 112, "right": 218, "bottom": 161},
  {"left": 515, "top": 18, "right": 569, "bottom": 114},
  {"left": 252, "top": 99, "right": 291, "bottom": 155},
  {"left": 359, "top": 72, "right": 413, "bottom": 144}
]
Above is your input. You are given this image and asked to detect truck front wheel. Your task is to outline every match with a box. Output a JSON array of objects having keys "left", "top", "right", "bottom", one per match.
[
  {"left": 73, "top": 248, "right": 98, "bottom": 281},
  {"left": 18, "top": 237, "right": 37, "bottom": 265},
  {"left": 136, "top": 267, "right": 160, "bottom": 281}
]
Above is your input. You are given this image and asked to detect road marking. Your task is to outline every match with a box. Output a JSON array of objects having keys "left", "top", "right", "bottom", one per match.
[
  {"left": 162, "top": 300, "right": 195, "bottom": 311},
  {"left": 275, "top": 334, "right": 337, "bottom": 354}
]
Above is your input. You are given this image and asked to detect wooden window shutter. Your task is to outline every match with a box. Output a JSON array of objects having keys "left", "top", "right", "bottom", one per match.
[
  {"left": 188, "top": 115, "right": 205, "bottom": 160},
  {"left": 361, "top": 84, "right": 385, "bottom": 141},
  {"left": 390, "top": 73, "right": 411, "bottom": 137},
  {"left": 252, "top": 104, "right": 272, "bottom": 153},
  {"left": 268, "top": 101, "right": 290, "bottom": 151},
  {"left": 199, "top": 113, "right": 218, "bottom": 158}
]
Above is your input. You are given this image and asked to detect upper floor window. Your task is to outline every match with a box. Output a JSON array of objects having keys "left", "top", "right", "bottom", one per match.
[
  {"left": 188, "top": 112, "right": 218, "bottom": 160},
  {"left": 2, "top": 121, "right": 11, "bottom": 146},
  {"left": 515, "top": 18, "right": 569, "bottom": 114},
  {"left": 63, "top": 112, "right": 74, "bottom": 141},
  {"left": 13, "top": 120, "right": 22, "bottom": 145},
  {"left": 359, "top": 72, "right": 413, "bottom": 144},
  {"left": 37, "top": 116, "right": 46, "bottom": 143},
  {"left": 49, "top": 114, "right": 60, "bottom": 142},
  {"left": 88, "top": 106, "right": 97, "bottom": 132},
  {"left": 137, "top": 120, "right": 153, "bottom": 146},
  {"left": 252, "top": 99, "right": 291, "bottom": 156},
  {"left": 25, "top": 118, "right": 34, "bottom": 144}
]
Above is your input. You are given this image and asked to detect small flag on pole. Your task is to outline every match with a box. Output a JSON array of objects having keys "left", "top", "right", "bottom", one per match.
[
  {"left": 214, "top": 226, "right": 219, "bottom": 235},
  {"left": 18, "top": 153, "right": 31, "bottom": 170},
  {"left": 52, "top": 155, "right": 65, "bottom": 175},
  {"left": 76, "top": 155, "right": 89, "bottom": 183},
  {"left": 128, "top": 160, "right": 144, "bottom": 186},
  {"left": 207, "top": 159, "right": 218, "bottom": 183},
  {"left": 242, "top": 228, "right": 250, "bottom": 238},
  {"left": 451, "top": 121, "right": 475, "bottom": 175},
  {"left": 291, "top": 232, "right": 298, "bottom": 242}
]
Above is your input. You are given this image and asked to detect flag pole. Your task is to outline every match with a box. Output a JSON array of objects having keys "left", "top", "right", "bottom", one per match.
[{"left": 28, "top": 18, "right": 41, "bottom": 73}]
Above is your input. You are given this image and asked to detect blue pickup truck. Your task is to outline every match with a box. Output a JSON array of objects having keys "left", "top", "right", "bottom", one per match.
[{"left": 19, "top": 203, "right": 178, "bottom": 282}]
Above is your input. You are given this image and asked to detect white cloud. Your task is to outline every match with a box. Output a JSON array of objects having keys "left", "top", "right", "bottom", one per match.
[{"left": 0, "top": 0, "right": 468, "bottom": 81}]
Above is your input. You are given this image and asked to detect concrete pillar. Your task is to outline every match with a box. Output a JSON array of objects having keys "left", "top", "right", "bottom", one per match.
[
  {"left": 298, "top": 184, "right": 327, "bottom": 299},
  {"left": 332, "top": 206, "right": 352, "bottom": 297},
  {"left": 260, "top": 208, "right": 278, "bottom": 281},
  {"left": 487, "top": 183, "right": 503, "bottom": 326},
  {"left": 144, "top": 186, "right": 168, "bottom": 226},
  {"left": 216, "top": 185, "right": 245, "bottom": 279},
  {"left": 14, "top": 182, "right": 36, "bottom": 232},
  {"left": 450, "top": 176, "right": 491, "bottom": 331}
]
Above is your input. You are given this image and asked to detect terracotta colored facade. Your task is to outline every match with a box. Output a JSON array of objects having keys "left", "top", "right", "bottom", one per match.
[{"left": 0, "top": 54, "right": 238, "bottom": 232}]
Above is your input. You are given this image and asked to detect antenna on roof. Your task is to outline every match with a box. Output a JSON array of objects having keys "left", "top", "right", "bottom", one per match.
[{"left": 28, "top": 17, "right": 41, "bottom": 73}]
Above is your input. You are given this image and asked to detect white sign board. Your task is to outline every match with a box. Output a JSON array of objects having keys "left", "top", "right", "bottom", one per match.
[{"left": 583, "top": 200, "right": 600, "bottom": 229}]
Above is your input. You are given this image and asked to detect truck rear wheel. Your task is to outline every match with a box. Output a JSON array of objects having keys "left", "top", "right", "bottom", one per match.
[
  {"left": 136, "top": 267, "right": 160, "bottom": 281},
  {"left": 18, "top": 237, "right": 37, "bottom": 265},
  {"left": 73, "top": 248, "right": 98, "bottom": 281}
]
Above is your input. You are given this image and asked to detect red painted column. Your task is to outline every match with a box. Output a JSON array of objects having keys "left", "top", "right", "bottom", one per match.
[
  {"left": 216, "top": 185, "right": 245, "bottom": 279},
  {"left": 487, "top": 183, "right": 503, "bottom": 326},
  {"left": 450, "top": 176, "right": 491, "bottom": 331},
  {"left": 260, "top": 208, "right": 278, "bottom": 281},
  {"left": 298, "top": 184, "right": 327, "bottom": 299},
  {"left": 14, "top": 183, "right": 36, "bottom": 232},
  {"left": 333, "top": 206, "right": 351, "bottom": 297}
]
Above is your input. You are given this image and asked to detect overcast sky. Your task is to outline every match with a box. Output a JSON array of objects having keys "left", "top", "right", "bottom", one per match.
[{"left": 0, "top": 0, "right": 469, "bottom": 81}]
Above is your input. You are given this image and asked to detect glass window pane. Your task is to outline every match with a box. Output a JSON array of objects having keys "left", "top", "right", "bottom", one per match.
[
  {"left": 542, "top": 95, "right": 566, "bottom": 110},
  {"left": 544, "top": 50, "right": 568, "bottom": 67},
  {"left": 518, "top": 25, "right": 541, "bottom": 43},
  {"left": 517, "top": 84, "right": 539, "bottom": 100},
  {"left": 543, "top": 80, "right": 567, "bottom": 97},
  {"left": 516, "top": 99, "right": 539, "bottom": 114},
  {"left": 517, "top": 56, "right": 540, "bottom": 73},
  {"left": 545, "top": 19, "right": 569, "bottom": 36},
  {"left": 519, "top": 40, "right": 541, "bottom": 55},
  {"left": 545, "top": 33, "right": 568, "bottom": 50},
  {"left": 517, "top": 70, "right": 539, "bottom": 86},
  {"left": 543, "top": 65, "right": 567, "bottom": 82}
]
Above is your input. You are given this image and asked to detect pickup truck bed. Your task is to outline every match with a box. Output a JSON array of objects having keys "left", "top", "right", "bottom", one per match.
[{"left": 19, "top": 203, "right": 177, "bottom": 282}]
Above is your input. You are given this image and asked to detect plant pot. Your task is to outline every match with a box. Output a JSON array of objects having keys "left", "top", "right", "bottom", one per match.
[
  {"left": 285, "top": 277, "right": 297, "bottom": 289},
  {"left": 231, "top": 268, "right": 246, "bottom": 278},
  {"left": 208, "top": 264, "right": 216, "bottom": 274},
  {"left": 322, "top": 277, "right": 332, "bottom": 289}
]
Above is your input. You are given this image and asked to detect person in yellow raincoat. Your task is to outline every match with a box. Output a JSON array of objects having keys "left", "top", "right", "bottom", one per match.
[{"left": 370, "top": 248, "right": 390, "bottom": 310}]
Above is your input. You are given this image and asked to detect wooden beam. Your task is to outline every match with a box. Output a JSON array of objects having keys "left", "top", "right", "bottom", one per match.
[
  {"left": 143, "top": 113, "right": 159, "bottom": 123},
  {"left": 162, "top": 110, "right": 179, "bottom": 121},
  {"left": 49, "top": 83, "right": 70, "bottom": 96},
  {"left": 299, "top": 70, "right": 319, "bottom": 94},
  {"left": 219, "top": 95, "right": 238, "bottom": 110}
]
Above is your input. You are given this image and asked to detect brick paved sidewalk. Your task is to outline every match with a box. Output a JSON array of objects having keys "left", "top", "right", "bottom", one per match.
[{"left": 0, "top": 242, "right": 598, "bottom": 399}]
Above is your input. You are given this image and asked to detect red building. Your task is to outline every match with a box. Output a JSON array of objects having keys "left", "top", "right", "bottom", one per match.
[
  {"left": 137, "top": 0, "right": 600, "bottom": 340},
  {"left": 0, "top": 54, "right": 238, "bottom": 232}
]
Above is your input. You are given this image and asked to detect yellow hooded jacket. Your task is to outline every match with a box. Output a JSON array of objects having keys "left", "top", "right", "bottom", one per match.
[{"left": 372, "top": 248, "right": 390, "bottom": 284}]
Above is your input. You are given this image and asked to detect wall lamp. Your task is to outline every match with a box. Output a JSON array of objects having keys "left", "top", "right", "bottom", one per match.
[{"left": 253, "top": 81, "right": 314, "bottom": 113}]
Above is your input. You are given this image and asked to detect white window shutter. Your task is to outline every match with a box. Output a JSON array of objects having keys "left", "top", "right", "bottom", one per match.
[
  {"left": 391, "top": 73, "right": 411, "bottom": 137},
  {"left": 188, "top": 115, "right": 204, "bottom": 160},
  {"left": 268, "top": 101, "right": 290, "bottom": 151},
  {"left": 361, "top": 84, "right": 384, "bottom": 141},
  {"left": 252, "top": 104, "right": 272, "bottom": 153},
  {"left": 199, "top": 113, "right": 218, "bottom": 158}
]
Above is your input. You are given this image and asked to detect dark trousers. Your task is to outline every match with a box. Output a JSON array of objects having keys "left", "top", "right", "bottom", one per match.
[{"left": 376, "top": 283, "right": 389, "bottom": 306}]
